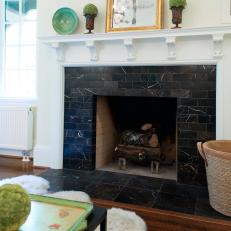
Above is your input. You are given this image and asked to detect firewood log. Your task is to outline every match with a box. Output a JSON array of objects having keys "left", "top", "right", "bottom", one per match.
[
  {"left": 120, "top": 129, "right": 159, "bottom": 148},
  {"left": 115, "top": 145, "right": 145, "bottom": 156},
  {"left": 148, "top": 133, "right": 159, "bottom": 147},
  {"left": 115, "top": 144, "right": 161, "bottom": 161},
  {"left": 141, "top": 123, "right": 152, "bottom": 131}
]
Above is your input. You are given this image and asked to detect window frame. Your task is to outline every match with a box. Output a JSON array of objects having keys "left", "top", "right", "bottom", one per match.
[
  {"left": 0, "top": 1, "right": 5, "bottom": 96},
  {"left": 0, "top": 0, "right": 37, "bottom": 102}
]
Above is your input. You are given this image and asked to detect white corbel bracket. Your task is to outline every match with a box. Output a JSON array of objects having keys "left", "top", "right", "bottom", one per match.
[
  {"left": 85, "top": 40, "right": 98, "bottom": 61},
  {"left": 165, "top": 36, "right": 176, "bottom": 60},
  {"left": 50, "top": 42, "right": 65, "bottom": 62},
  {"left": 124, "top": 39, "right": 135, "bottom": 61},
  {"left": 212, "top": 34, "right": 224, "bottom": 59}
]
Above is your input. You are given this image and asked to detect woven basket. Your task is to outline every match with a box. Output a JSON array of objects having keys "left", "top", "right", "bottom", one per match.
[{"left": 197, "top": 140, "right": 231, "bottom": 217}]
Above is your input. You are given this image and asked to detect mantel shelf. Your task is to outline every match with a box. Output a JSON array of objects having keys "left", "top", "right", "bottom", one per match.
[{"left": 39, "top": 26, "right": 231, "bottom": 62}]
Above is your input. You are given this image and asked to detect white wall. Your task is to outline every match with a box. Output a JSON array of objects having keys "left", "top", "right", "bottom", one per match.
[
  {"left": 38, "top": 0, "right": 225, "bottom": 37},
  {"left": 34, "top": 0, "right": 230, "bottom": 168}
]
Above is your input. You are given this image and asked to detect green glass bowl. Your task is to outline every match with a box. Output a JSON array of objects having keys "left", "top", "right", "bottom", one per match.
[{"left": 52, "top": 7, "right": 79, "bottom": 35}]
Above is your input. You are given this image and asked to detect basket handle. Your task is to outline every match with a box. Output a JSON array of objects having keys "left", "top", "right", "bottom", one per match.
[{"left": 197, "top": 142, "right": 208, "bottom": 167}]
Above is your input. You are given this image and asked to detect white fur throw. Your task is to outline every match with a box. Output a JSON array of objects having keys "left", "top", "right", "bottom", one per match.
[
  {"left": 48, "top": 191, "right": 147, "bottom": 231},
  {"left": 106, "top": 208, "right": 147, "bottom": 231},
  {"left": 47, "top": 191, "right": 92, "bottom": 203},
  {"left": 0, "top": 175, "right": 49, "bottom": 195}
]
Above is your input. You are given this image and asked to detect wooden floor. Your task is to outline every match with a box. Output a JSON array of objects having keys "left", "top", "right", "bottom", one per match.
[
  {"left": 1, "top": 156, "right": 231, "bottom": 231},
  {"left": 0, "top": 156, "right": 47, "bottom": 179},
  {"left": 93, "top": 199, "right": 231, "bottom": 231}
]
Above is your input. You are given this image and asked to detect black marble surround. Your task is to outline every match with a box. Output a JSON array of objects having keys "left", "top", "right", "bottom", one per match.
[{"left": 64, "top": 66, "right": 216, "bottom": 186}]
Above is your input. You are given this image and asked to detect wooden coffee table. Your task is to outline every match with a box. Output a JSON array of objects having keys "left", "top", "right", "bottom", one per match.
[{"left": 86, "top": 206, "right": 107, "bottom": 231}]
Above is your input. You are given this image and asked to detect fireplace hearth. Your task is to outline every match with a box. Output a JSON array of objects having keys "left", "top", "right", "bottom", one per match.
[{"left": 64, "top": 65, "right": 216, "bottom": 186}]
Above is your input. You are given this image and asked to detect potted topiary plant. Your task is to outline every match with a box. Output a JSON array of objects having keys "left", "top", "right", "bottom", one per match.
[
  {"left": 83, "top": 3, "right": 98, "bottom": 34},
  {"left": 169, "top": 0, "right": 187, "bottom": 29}
]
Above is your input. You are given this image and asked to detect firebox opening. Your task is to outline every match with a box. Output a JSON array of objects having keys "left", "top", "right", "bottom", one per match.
[{"left": 96, "top": 96, "right": 177, "bottom": 180}]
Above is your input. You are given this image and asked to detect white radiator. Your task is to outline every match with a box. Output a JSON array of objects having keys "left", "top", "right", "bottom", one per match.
[{"left": 0, "top": 107, "right": 33, "bottom": 150}]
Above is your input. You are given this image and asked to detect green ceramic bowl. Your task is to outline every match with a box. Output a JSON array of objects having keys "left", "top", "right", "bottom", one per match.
[{"left": 52, "top": 7, "right": 79, "bottom": 35}]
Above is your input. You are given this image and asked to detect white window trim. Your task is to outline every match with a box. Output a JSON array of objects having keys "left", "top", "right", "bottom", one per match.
[
  {"left": 0, "top": 97, "right": 37, "bottom": 106},
  {"left": 0, "top": 1, "right": 5, "bottom": 95},
  {"left": 0, "top": 0, "right": 37, "bottom": 100}
]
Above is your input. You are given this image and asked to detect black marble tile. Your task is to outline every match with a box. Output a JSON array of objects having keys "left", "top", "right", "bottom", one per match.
[
  {"left": 104, "top": 81, "right": 118, "bottom": 89},
  {"left": 197, "top": 185, "right": 209, "bottom": 198},
  {"left": 132, "top": 81, "right": 147, "bottom": 89},
  {"left": 195, "top": 197, "right": 231, "bottom": 221},
  {"left": 112, "top": 74, "right": 126, "bottom": 81},
  {"left": 40, "top": 171, "right": 96, "bottom": 193},
  {"left": 37, "top": 168, "right": 231, "bottom": 222},
  {"left": 61, "top": 178, "right": 92, "bottom": 192},
  {"left": 126, "top": 175, "right": 163, "bottom": 191},
  {"left": 64, "top": 65, "right": 216, "bottom": 186},
  {"left": 98, "top": 171, "right": 132, "bottom": 186},
  {"left": 40, "top": 169, "right": 103, "bottom": 182},
  {"left": 160, "top": 181, "right": 199, "bottom": 198},
  {"left": 177, "top": 162, "right": 205, "bottom": 186},
  {"left": 44, "top": 177, "right": 65, "bottom": 193},
  {"left": 49, "top": 177, "right": 92, "bottom": 193},
  {"left": 115, "top": 187, "right": 158, "bottom": 207},
  {"left": 65, "top": 170, "right": 104, "bottom": 181},
  {"left": 146, "top": 81, "right": 163, "bottom": 89},
  {"left": 191, "top": 90, "right": 208, "bottom": 98},
  {"left": 153, "top": 192, "right": 196, "bottom": 214},
  {"left": 180, "top": 98, "right": 198, "bottom": 106},
  {"left": 39, "top": 169, "right": 76, "bottom": 177},
  {"left": 84, "top": 183, "right": 123, "bottom": 201},
  {"left": 118, "top": 81, "right": 132, "bottom": 89},
  {"left": 195, "top": 197, "right": 213, "bottom": 215}
]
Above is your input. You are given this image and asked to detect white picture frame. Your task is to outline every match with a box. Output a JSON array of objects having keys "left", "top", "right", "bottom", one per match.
[{"left": 222, "top": 0, "right": 231, "bottom": 23}]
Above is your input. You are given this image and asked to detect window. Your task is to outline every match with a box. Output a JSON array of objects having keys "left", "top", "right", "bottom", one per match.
[{"left": 0, "top": 0, "right": 36, "bottom": 99}]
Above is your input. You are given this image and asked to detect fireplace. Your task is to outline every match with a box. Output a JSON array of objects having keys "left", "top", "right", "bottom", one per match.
[
  {"left": 96, "top": 96, "right": 177, "bottom": 180},
  {"left": 63, "top": 65, "right": 216, "bottom": 186}
]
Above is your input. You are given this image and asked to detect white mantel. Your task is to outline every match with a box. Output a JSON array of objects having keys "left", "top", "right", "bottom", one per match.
[
  {"left": 40, "top": 26, "right": 231, "bottom": 62},
  {"left": 34, "top": 26, "right": 231, "bottom": 169}
]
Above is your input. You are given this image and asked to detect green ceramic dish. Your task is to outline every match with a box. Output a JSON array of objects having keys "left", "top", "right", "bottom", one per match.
[{"left": 52, "top": 7, "right": 79, "bottom": 35}]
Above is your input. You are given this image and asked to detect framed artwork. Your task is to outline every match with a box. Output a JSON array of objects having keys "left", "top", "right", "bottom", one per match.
[
  {"left": 222, "top": 0, "right": 231, "bottom": 23},
  {"left": 106, "top": 0, "right": 163, "bottom": 32}
]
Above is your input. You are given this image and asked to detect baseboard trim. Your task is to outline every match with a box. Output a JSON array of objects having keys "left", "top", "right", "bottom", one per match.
[
  {"left": 0, "top": 154, "right": 22, "bottom": 159},
  {"left": 33, "top": 165, "right": 49, "bottom": 170},
  {"left": 0, "top": 154, "right": 35, "bottom": 161},
  {"left": 0, "top": 155, "right": 48, "bottom": 170}
]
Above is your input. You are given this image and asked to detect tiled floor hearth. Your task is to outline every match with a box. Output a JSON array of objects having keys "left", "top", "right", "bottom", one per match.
[{"left": 39, "top": 169, "right": 230, "bottom": 221}]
